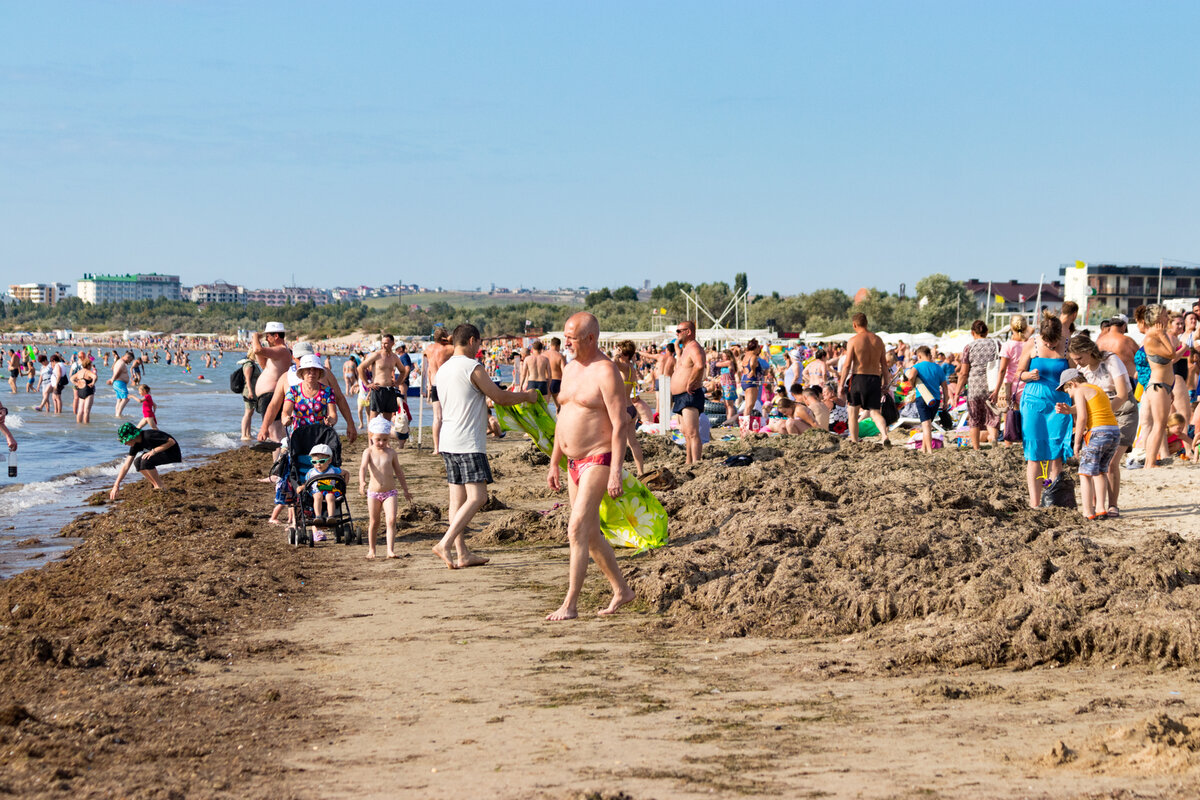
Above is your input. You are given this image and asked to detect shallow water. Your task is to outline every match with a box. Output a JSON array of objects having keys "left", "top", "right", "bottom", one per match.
[{"left": 0, "top": 351, "right": 490, "bottom": 578}]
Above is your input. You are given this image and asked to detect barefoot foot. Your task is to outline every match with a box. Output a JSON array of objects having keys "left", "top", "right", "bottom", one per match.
[
  {"left": 598, "top": 589, "right": 635, "bottom": 616},
  {"left": 431, "top": 543, "right": 457, "bottom": 569},
  {"left": 456, "top": 553, "right": 490, "bottom": 568},
  {"left": 546, "top": 604, "right": 578, "bottom": 622},
  {"left": 386, "top": 551, "right": 398, "bottom": 559},
  {"left": 366, "top": 549, "right": 376, "bottom": 560}
]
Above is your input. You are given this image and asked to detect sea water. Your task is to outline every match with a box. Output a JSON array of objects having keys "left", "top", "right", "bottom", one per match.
[{"left": 0, "top": 351, "right": 460, "bottom": 578}]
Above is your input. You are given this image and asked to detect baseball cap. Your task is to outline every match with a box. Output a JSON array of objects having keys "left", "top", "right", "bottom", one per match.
[
  {"left": 1056, "top": 368, "right": 1082, "bottom": 390},
  {"left": 1110, "top": 314, "right": 1129, "bottom": 325},
  {"left": 292, "top": 341, "right": 315, "bottom": 357},
  {"left": 297, "top": 354, "right": 323, "bottom": 372},
  {"left": 309, "top": 444, "right": 333, "bottom": 458},
  {"left": 264, "top": 321, "right": 286, "bottom": 334}
]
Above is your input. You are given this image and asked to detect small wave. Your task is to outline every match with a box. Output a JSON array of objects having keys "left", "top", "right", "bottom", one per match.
[
  {"left": 201, "top": 432, "right": 243, "bottom": 450},
  {"left": 5, "top": 414, "right": 24, "bottom": 429},
  {"left": 75, "top": 462, "right": 122, "bottom": 479},
  {"left": 0, "top": 475, "right": 84, "bottom": 517}
]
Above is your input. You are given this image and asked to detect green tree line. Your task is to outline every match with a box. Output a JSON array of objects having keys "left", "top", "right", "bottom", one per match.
[{"left": 0, "top": 274, "right": 981, "bottom": 339}]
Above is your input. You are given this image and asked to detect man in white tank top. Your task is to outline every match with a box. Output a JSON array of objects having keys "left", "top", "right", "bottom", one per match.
[{"left": 431, "top": 323, "right": 536, "bottom": 570}]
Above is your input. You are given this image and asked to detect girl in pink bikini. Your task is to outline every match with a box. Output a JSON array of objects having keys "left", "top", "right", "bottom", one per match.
[{"left": 358, "top": 416, "right": 413, "bottom": 559}]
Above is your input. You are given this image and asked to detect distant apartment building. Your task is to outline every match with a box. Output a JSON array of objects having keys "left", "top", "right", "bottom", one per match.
[
  {"left": 240, "top": 287, "right": 329, "bottom": 307},
  {"left": 8, "top": 282, "right": 72, "bottom": 306},
  {"left": 190, "top": 280, "right": 246, "bottom": 304},
  {"left": 1061, "top": 263, "right": 1200, "bottom": 317},
  {"left": 284, "top": 287, "right": 330, "bottom": 306},
  {"left": 245, "top": 289, "right": 287, "bottom": 307},
  {"left": 964, "top": 279, "right": 1064, "bottom": 316},
  {"left": 77, "top": 273, "right": 181, "bottom": 304}
]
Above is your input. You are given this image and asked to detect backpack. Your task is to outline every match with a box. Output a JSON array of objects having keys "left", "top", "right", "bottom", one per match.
[{"left": 230, "top": 360, "right": 261, "bottom": 394}]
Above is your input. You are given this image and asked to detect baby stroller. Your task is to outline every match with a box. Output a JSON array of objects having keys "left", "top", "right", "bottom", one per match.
[{"left": 284, "top": 423, "right": 358, "bottom": 547}]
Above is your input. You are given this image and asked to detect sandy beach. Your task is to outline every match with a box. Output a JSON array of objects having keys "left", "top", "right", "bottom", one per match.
[{"left": 4, "top": 432, "right": 1200, "bottom": 798}]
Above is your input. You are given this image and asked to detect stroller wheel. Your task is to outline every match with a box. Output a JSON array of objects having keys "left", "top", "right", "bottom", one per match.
[
  {"left": 344, "top": 525, "right": 356, "bottom": 545},
  {"left": 287, "top": 527, "right": 296, "bottom": 546}
]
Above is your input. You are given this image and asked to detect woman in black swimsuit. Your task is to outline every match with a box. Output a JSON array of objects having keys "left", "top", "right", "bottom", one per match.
[
  {"left": 73, "top": 357, "right": 98, "bottom": 424},
  {"left": 1140, "top": 304, "right": 1176, "bottom": 469},
  {"left": 1169, "top": 312, "right": 1192, "bottom": 420}
]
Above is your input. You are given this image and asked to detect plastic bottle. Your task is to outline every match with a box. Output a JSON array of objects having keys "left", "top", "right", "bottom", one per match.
[{"left": 7, "top": 450, "right": 16, "bottom": 478}]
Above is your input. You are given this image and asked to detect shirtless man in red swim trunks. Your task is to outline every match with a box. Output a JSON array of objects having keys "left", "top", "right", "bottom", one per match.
[{"left": 545, "top": 312, "right": 635, "bottom": 621}]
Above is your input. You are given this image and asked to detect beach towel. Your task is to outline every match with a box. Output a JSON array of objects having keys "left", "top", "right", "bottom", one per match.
[{"left": 494, "top": 393, "right": 668, "bottom": 552}]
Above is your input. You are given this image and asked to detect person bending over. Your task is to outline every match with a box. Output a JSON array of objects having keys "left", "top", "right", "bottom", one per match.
[{"left": 110, "top": 422, "right": 181, "bottom": 499}]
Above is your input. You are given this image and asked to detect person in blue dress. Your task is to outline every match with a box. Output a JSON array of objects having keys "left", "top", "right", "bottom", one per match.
[{"left": 1016, "top": 315, "right": 1073, "bottom": 507}]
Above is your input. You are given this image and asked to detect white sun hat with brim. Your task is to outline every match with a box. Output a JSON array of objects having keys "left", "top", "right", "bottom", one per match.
[
  {"left": 297, "top": 354, "right": 323, "bottom": 373},
  {"left": 264, "top": 321, "right": 286, "bottom": 334}
]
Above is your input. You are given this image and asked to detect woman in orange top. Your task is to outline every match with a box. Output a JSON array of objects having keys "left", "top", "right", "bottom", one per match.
[{"left": 1056, "top": 368, "right": 1120, "bottom": 520}]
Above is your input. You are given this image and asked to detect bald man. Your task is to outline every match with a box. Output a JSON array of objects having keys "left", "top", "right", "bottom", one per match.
[{"left": 546, "top": 312, "right": 635, "bottom": 621}]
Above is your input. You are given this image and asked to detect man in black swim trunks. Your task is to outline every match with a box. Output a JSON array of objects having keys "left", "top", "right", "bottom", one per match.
[
  {"left": 842, "top": 312, "right": 890, "bottom": 444},
  {"left": 545, "top": 337, "right": 566, "bottom": 410},
  {"left": 669, "top": 320, "right": 707, "bottom": 465},
  {"left": 521, "top": 339, "right": 551, "bottom": 397},
  {"left": 358, "top": 333, "right": 405, "bottom": 425}
]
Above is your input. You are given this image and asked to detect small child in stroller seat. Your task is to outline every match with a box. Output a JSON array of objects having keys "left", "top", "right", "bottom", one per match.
[
  {"left": 359, "top": 417, "right": 413, "bottom": 559},
  {"left": 306, "top": 443, "right": 343, "bottom": 541}
]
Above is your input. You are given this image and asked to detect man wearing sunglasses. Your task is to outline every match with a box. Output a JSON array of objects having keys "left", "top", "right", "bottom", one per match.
[{"left": 669, "top": 320, "right": 706, "bottom": 465}]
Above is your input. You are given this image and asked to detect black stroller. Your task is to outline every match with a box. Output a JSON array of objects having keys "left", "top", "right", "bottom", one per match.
[{"left": 284, "top": 423, "right": 358, "bottom": 547}]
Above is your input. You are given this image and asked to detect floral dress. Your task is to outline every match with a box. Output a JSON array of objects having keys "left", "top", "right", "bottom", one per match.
[{"left": 287, "top": 384, "right": 334, "bottom": 427}]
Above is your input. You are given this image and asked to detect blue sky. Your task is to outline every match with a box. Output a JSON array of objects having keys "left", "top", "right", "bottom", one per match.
[{"left": 3, "top": 1, "right": 1198, "bottom": 295}]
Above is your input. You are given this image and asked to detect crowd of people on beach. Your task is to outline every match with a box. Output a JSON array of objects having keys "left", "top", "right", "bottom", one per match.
[{"left": 7, "top": 294, "right": 1200, "bottom": 619}]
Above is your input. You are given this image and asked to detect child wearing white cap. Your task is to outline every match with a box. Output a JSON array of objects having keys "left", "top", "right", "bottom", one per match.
[
  {"left": 305, "top": 443, "right": 343, "bottom": 541},
  {"left": 358, "top": 416, "right": 412, "bottom": 558}
]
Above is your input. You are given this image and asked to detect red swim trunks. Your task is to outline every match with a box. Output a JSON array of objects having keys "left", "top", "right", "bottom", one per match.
[{"left": 567, "top": 452, "right": 612, "bottom": 485}]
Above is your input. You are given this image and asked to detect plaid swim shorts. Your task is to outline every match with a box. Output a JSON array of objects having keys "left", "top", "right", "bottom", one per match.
[{"left": 441, "top": 451, "right": 493, "bottom": 485}]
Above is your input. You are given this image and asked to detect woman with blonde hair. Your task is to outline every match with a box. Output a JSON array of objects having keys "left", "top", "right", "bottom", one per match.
[
  {"left": 992, "top": 315, "right": 1028, "bottom": 444},
  {"left": 614, "top": 340, "right": 646, "bottom": 475},
  {"left": 1140, "top": 304, "right": 1177, "bottom": 468}
]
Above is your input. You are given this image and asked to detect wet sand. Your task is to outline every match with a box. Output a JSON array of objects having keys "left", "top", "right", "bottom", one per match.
[{"left": 3, "top": 432, "right": 1200, "bottom": 798}]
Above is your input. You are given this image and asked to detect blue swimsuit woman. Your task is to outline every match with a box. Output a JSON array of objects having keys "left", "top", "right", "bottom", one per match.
[{"left": 1021, "top": 354, "right": 1073, "bottom": 462}]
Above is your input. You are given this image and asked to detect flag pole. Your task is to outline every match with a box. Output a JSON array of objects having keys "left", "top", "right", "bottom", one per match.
[
  {"left": 1034, "top": 273, "right": 1044, "bottom": 320},
  {"left": 417, "top": 354, "right": 426, "bottom": 450},
  {"left": 985, "top": 281, "right": 992, "bottom": 327}
]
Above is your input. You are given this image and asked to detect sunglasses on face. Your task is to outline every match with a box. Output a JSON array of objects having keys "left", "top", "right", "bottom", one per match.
[{"left": 311, "top": 457, "right": 330, "bottom": 464}]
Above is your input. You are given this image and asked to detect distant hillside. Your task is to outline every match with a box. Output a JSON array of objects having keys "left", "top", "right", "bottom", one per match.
[{"left": 362, "top": 291, "right": 584, "bottom": 310}]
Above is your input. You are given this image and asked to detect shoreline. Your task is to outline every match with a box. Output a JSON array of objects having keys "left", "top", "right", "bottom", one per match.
[{"left": 0, "top": 444, "right": 342, "bottom": 796}]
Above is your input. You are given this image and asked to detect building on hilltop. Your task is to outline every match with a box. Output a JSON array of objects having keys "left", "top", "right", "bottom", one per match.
[
  {"left": 1061, "top": 263, "right": 1200, "bottom": 317},
  {"left": 245, "top": 289, "right": 287, "bottom": 307},
  {"left": 190, "top": 280, "right": 246, "bottom": 304},
  {"left": 8, "top": 282, "right": 72, "bottom": 306},
  {"left": 284, "top": 287, "right": 329, "bottom": 306},
  {"left": 240, "top": 287, "right": 330, "bottom": 307},
  {"left": 963, "top": 279, "right": 1064, "bottom": 317},
  {"left": 77, "top": 273, "right": 181, "bottom": 304}
]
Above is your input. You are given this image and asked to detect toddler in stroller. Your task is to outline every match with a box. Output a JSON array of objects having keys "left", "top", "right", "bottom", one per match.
[{"left": 285, "top": 423, "right": 357, "bottom": 547}]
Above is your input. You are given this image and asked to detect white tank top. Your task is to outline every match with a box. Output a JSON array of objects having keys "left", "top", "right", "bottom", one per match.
[{"left": 435, "top": 355, "right": 487, "bottom": 454}]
